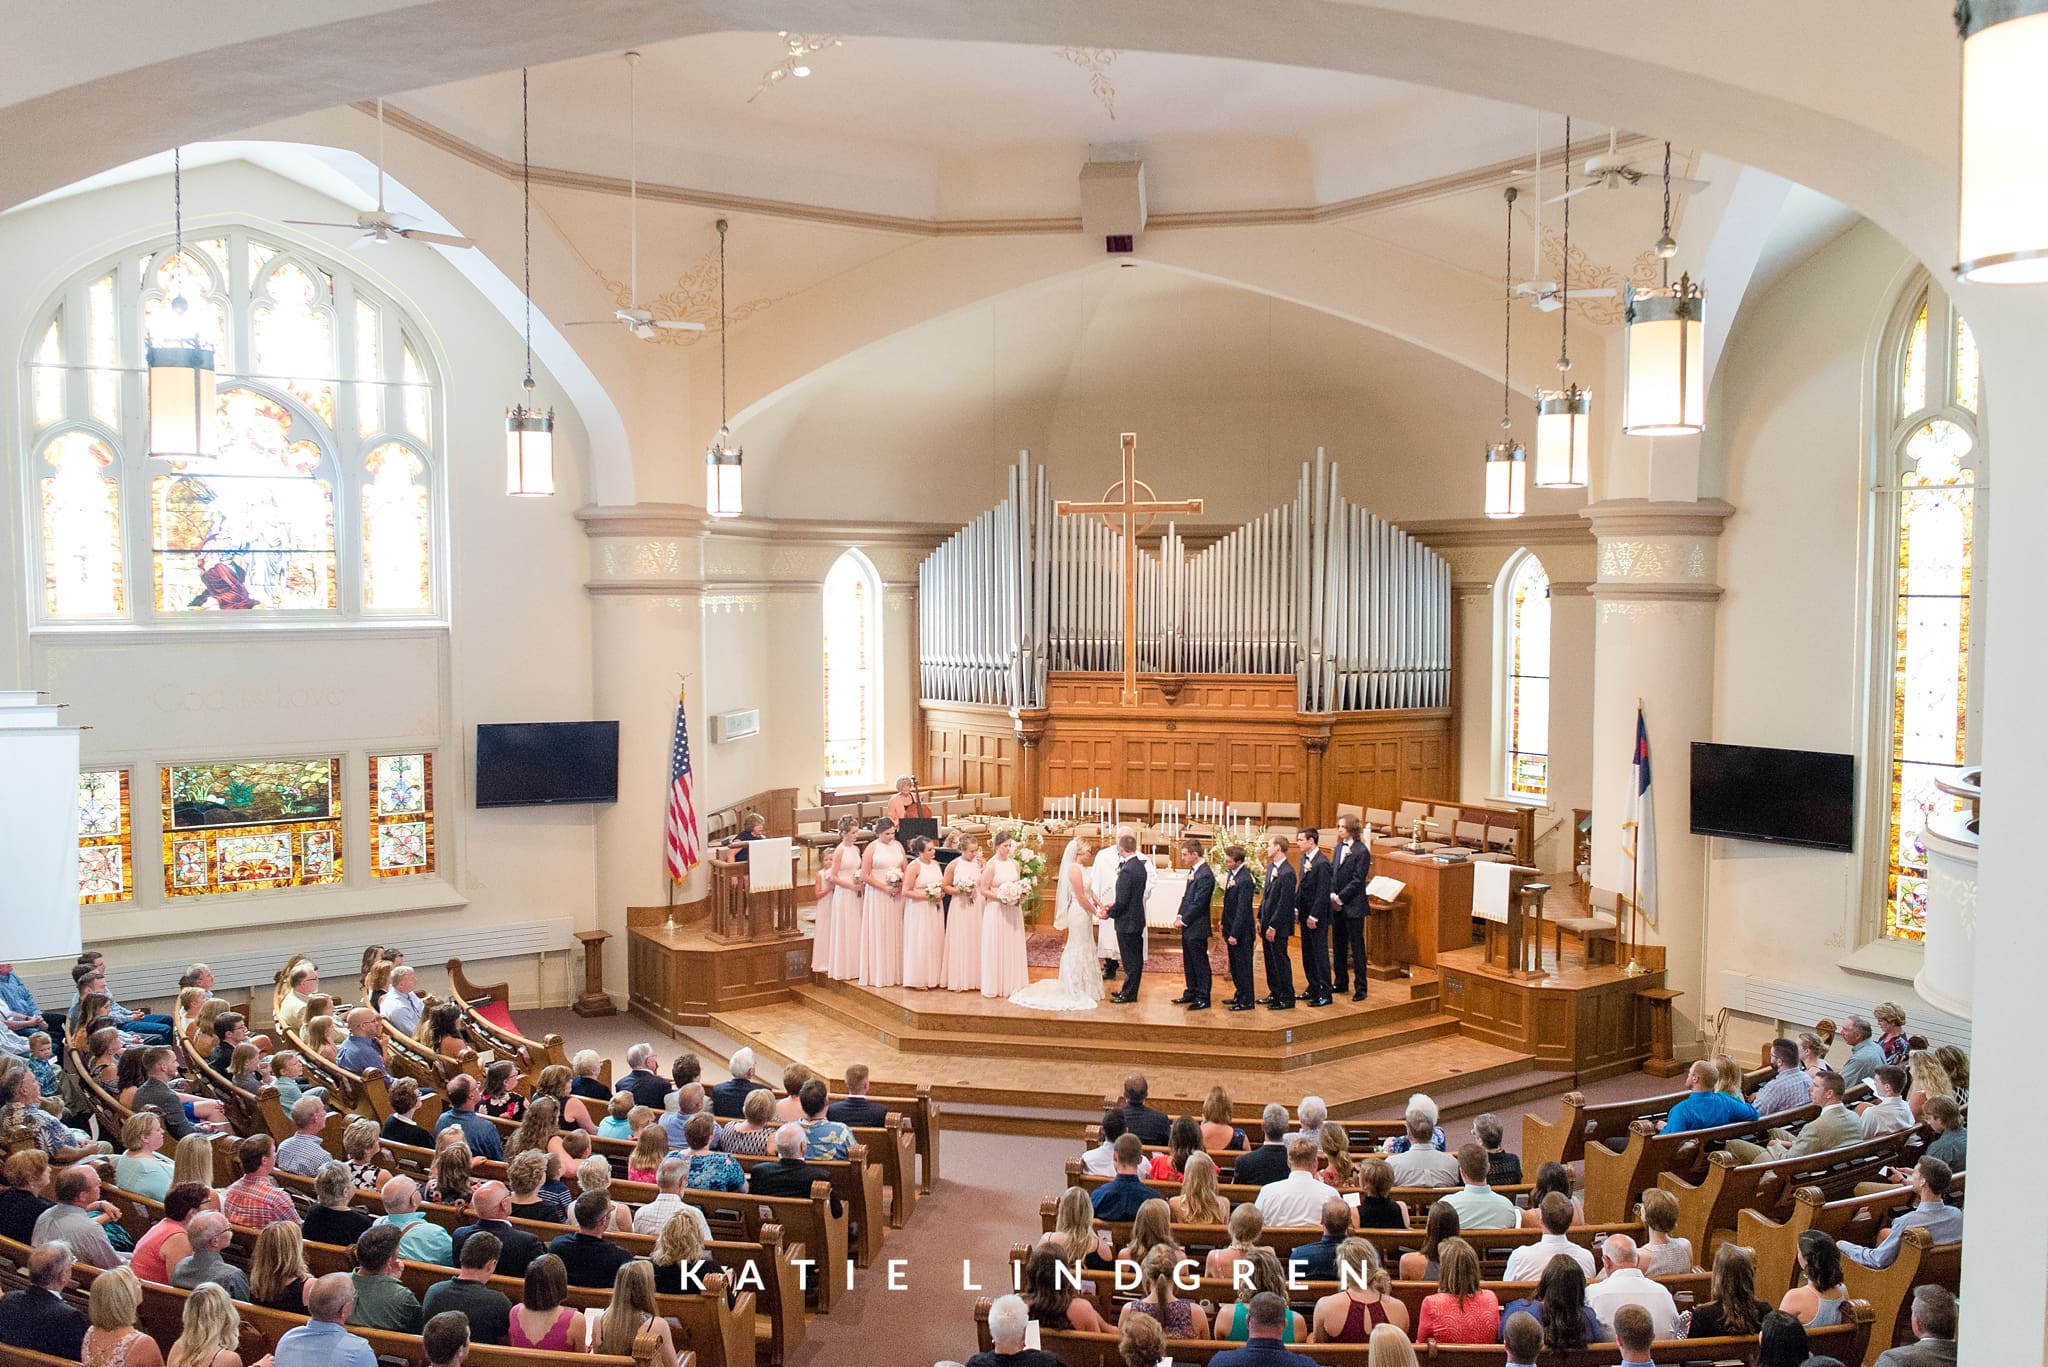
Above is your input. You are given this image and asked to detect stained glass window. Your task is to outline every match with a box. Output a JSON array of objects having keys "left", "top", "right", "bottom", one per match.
[
  {"left": 1503, "top": 554, "right": 1551, "bottom": 800},
  {"left": 77, "top": 769, "right": 131, "bottom": 905},
  {"left": 1879, "top": 285, "right": 1983, "bottom": 942},
  {"left": 160, "top": 757, "right": 344, "bottom": 897},
  {"left": 26, "top": 227, "right": 440, "bottom": 624},
  {"left": 823, "top": 550, "right": 880, "bottom": 784},
  {"left": 370, "top": 753, "right": 435, "bottom": 878}
]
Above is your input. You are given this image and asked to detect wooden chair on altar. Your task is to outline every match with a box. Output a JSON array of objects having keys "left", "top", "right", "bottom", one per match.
[
  {"left": 1552, "top": 886, "right": 1623, "bottom": 967},
  {"left": 792, "top": 806, "right": 835, "bottom": 874},
  {"left": 1266, "top": 801, "right": 1302, "bottom": 824},
  {"left": 1365, "top": 806, "right": 1394, "bottom": 832},
  {"left": 983, "top": 795, "right": 1013, "bottom": 816}
]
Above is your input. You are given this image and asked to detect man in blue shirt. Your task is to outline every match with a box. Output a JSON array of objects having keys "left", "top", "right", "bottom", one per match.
[
  {"left": 1842, "top": 1156, "right": 1964, "bottom": 1269},
  {"left": 1209, "top": 1292, "right": 1296, "bottom": 1366},
  {"left": 273, "top": 1273, "right": 377, "bottom": 1367},
  {"left": 1088, "top": 1134, "right": 1154, "bottom": 1220},
  {"left": 1658, "top": 1059, "right": 1760, "bottom": 1134},
  {"left": 1838, "top": 1014, "right": 1886, "bottom": 1090},
  {"left": 72, "top": 953, "right": 173, "bottom": 1043},
  {"left": 433, "top": 1075, "right": 504, "bottom": 1161},
  {"left": 0, "top": 966, "right": 44, "bottom": 1037}
]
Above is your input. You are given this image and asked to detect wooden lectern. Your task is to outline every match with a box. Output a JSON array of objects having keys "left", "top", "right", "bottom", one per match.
[
  {"left": 707, "top": 847, "right": 803, "bottom": 944},
  {"left": 1366, "top": 889, "right": 1411, "bottom": 980}
]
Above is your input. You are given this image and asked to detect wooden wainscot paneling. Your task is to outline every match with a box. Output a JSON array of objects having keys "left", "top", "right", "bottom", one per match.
[
  {"left": 1437, "top": 948, "right": 1663, "bottom": 1085},
  {"left": 626, "top": 915, "right": 812, "bottom": 1031},
  {"left": 1326, "top": 712, "right": 1455, "bottom": 814},
  {"left": 921, "top": 703, "right": 1019, "bottom": 799}
]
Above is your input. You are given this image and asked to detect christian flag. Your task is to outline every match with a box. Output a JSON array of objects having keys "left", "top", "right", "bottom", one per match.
[
  {"left": 1630, "top": 703, "right": 1658, "bottom": 926},
  {"left": 666, "top": 690, "right": 701, "bottom": 881}
]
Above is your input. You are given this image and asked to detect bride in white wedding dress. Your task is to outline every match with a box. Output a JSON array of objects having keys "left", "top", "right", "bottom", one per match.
[{"left": 1010, "top": 834, "right": 1104, "bottom": 1012}]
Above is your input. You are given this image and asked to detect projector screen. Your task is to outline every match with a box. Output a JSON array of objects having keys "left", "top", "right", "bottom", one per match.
[{"left": 0, "top": 724, "right": 83, "bottom": 961}]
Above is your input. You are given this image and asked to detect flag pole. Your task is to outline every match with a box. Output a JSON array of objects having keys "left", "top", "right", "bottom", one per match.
[{"left": 664, "top": 682, "right": 685, "bottom": 932}]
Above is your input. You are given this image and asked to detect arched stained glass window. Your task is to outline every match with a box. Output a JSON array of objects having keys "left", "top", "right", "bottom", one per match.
[
  {"left": 823, "top": 549, "right": 881, "bottom": 785},
  {"left": 1875, "top": 283, "right": 1984, "bottom": 942},
  {"left": 1502, "top": 553, "right": 1550, "bottom": 801},
  {"left": 23, "top": 226, "right": 441, "bottom": 623}
]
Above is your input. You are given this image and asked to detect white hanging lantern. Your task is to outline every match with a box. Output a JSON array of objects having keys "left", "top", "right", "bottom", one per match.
[
  {"left": 505, "top": 404, "right": 555, "bottom": 497},
  {"left": 1622, "top": 277, "right": 1707, "bottom": 436},
  {"left": 1956, "top": 0, "right": 2048, "bottom": 283},
  {"left": 146, "top": 342, "right": 219, "bottom": 462},
  {"left": 705, "top": 427, "right": 743, "bottom": 518},
  {"left": 1534, "top": 384, "right": 1591, "bottom": 488},
  {"left": 1484, "top": 438, "right": 1527, "bottom": 519}
]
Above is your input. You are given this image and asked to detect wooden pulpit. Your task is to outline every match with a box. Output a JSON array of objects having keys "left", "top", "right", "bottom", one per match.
[{"left": 707, "top": 843, "right": 803, "bottom": 944}]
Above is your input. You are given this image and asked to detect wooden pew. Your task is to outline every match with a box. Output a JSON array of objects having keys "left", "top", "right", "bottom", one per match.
[
  {"left": 833, "top": 1079, "right": 940, "bottom": 1192},
  {"left": 1658, "top": 1126, "right": 1930, "bottom": 1257},
  {"left": 1740, "top": 1174, "right": 1967, "bottom": 1304},
  {"left": 1581, "top": 1103, "right": 1821, "bottom": 1224},
  {"left": 1840, "top": 1227, "right": 1961, "bottom": 1366},
  {"left": 1060, "top": 1158, "right": 1521, "bottom": 1224},
  {"left": 850, "top": 1115, "right": 919, "bottom": 1226},
  {"left": 445, "top": 957, "right": 607, "bottom": 1085},
  {"left": 1522, "top": 1087, "right": 1691, "bottom": 1171},
  {"left": 968, "top": 1295, "right": 1874, "bottom": 1367},
  {"left": 720, "top": 1143, "right": 885, "bottom": 1267}
]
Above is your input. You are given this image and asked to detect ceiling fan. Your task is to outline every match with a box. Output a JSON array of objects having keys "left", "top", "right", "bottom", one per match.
[
  {"left": 1547, "top": 128, "right": 1710, "bottom": 203},
  {"left": 285, "top": 99, "right": 476, "bottom": 249},
  {"left": 565, "top": 52, "right": 707, "bottom": 342},
  {"left": 1508, "top": 118, "right": 1615, "bottom": 312}
]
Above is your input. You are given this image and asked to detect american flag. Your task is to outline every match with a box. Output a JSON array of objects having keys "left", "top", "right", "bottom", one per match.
[{"left": 666, "top": 691, "right": 700, "bottom": 880}]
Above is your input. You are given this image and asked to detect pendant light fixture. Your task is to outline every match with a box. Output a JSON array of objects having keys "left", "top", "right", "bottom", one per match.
[
  {"left": 1484, "top": 186, "right": 1528, "bottom": 519},
  {"left": 147, "top": 147, "right": 220, "bottom": 463},
  {"left": 505, "top": 67, "right": 555, "bottom": 497},
  {"left": 704, "top": 217, "right": 743, "bottom": 519},
  {"left": 1622, "top": 142, "right": 1707, "bottom": 435},
  {"left": 1534, "top": 116, "right": 1591, "bottom": 490},
  {"left": 1955, "top": 0, "right": 2048, "bottom": 283}
]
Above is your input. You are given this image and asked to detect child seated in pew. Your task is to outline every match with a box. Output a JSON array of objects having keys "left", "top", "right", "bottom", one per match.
[
  {"left": 597, "top": 1092, "right": 636, "bottom": 1140},
  {"left": 627, "top": 1121, "right": 666, "bottom": 1183}
]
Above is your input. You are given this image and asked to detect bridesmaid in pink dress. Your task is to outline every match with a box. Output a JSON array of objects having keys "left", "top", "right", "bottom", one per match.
[
  {"left": 979, "top": 834, "right": 1030, "bottom": 998},
  {"left": 941, "top": 836, "right": 984, "bottom": 992},
  {"left": 859, "top": 819, "right": 906, "bottom": 988},
  {"left": 823, "top": 820, "right": 864, "bottom": 981},
  {"left": 899, "top": 837, "right": 946, "bottom": 988}
]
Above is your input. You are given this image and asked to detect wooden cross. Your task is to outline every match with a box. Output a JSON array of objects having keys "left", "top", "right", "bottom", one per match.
[{"left": 1056, "top": 432, "right": 1203, "bottom": 704}]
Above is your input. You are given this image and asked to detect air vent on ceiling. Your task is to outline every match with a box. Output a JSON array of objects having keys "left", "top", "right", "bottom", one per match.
[{"left": 1080, "top": 159, "right": 1146, "bottom": 253}]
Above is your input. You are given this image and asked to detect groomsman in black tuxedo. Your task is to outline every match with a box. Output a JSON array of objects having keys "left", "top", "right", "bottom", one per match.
[
  {"left": 1170, "top": 838, "right": 1215, "bottom": 1011},
  {"left": 1329, "top": 814, "right": 1371, "bottom": 1001},
  {"left": 1104, "top": 834, "right": 1150, "bottom": 1004},
  {"left": 1220, "top": 845, "right": 1258, "bottom": 1011},
  {"left": 1258, "top": 835, "right": 1297, "bottom": 1010},
  {"left": 1295, "top": 828, "right": 1333, "bottom": 1007}
]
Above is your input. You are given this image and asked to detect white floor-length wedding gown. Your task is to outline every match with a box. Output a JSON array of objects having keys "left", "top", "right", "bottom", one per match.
[{"left": 1010, "top": 840, "right": 1103, "bottom": 1012}]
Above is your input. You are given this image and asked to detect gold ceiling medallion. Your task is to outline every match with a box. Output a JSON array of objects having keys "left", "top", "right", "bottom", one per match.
[
  {"left": 1534, "top": 228, "right": 1665, "bottom": 328},
  {"left": 592, "top": 245, "right": 784, "bottom": 347},
  {"left": 750, "top": 32, "right": 846, "bottom": 102},
  {"left": 1054, "top": 46, "right": 1122, "bottom": 120}
]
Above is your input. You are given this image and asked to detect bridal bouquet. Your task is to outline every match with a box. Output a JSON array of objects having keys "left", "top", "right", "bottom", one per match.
[
  {"left": 884, "top": 869, "right": 904, "bottom": 892},
  {"left": 996, "top": 878, "right": 1030, "bottom": 907}
]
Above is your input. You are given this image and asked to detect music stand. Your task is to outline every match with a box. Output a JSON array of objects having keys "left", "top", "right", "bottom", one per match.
[{"left": 897, "top": 817, "right": 940, "bottom": 847}]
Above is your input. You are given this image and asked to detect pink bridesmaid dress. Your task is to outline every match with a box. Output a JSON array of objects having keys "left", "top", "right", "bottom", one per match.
[
  {"left": 900, "top": 856, "right": 946, "bottom": 988},
  {"left": 942, "top": 856, "right": 984, "bottom": 992},
  {"left": 980, "top": 854, "right": 1031, "bottom": 998},
  {"left": 823, "top": 842, "right": 864, "bottom": 980},
  {"left": 860, "top": 837, "right": 906, "bottom": 988}
]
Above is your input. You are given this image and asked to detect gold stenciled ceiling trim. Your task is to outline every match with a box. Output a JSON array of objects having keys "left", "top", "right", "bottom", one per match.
[
  {"left": 750, "top": 32, "right": 847, "bottom": 103},
  {"left": 1054, "top": 46, "right": 1122, "bottom": 120},
  {"left": 590, "top": 240, "right": 787, "bottom": 345},
  {"left": 1537, "top": 226, "right": 1664, "bottom": 326}
]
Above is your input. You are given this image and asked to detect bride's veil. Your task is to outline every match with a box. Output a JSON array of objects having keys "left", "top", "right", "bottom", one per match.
[{"left": 1054, "top": 837, "right": 1086, "bottom": 932}]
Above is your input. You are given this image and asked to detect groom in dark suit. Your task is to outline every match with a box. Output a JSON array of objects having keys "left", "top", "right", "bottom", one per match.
[
  {"left": 1295, "top": 828, "right": 1333, "bottom": 1007},
  {"left": 1329, "top": 814, "right": 1371, "bottom": 1001},
  {"left": 1169, "top": 837, "right": 1214, "bottom": 1011},
  {"left": 1221, "top": 845, "right": 1258, "bottom": 1011},
  {"left": 1259, "top": 835, "right": 1297, "bottom": 1010},
  {"left": 1104, "top": 834, "right": 1150, "bottom": 1004}
]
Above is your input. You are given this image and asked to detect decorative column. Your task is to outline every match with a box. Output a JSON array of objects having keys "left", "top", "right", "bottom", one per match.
[{"left": 1583, "top": 498, "right": 1733, "bottom": 1047}]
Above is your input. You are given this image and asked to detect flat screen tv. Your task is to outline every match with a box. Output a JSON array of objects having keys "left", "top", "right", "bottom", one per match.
[
  {"left": 1689, "top": 742, "right": 1854, "bottom": 852},
  {"left": 475, "top": 722, "right": 619, "bottom": 808}
]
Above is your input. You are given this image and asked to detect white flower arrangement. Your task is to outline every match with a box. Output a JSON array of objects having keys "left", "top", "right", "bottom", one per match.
[{"left": 997, "top": 878, "right": 1030, "bottom": 907}]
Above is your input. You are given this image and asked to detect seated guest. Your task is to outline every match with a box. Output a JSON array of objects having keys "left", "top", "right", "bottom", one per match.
[
  {"left": 1386, "top": 1100, "right": 1460, "bottom": 1186},
  {"left": 249, "top": 1221, "right": 312, "bottom": 1313},
  {"left": 1499, "top": 1257, "right": 1602, "bottom": 1351},
  {"left": 548, "top": 1190, "right": 636, "bottom": 1288},
  {"left": 340, "top": 1118, "right": 394, "bottom": 1193},
  {"left": 1398, "top": 1201, "right": 1460, "bottom": 1281},
  {"left": 1352, "top": 1158, "right": 1409, "bottom": 1230},
  {"left": 31, "top": 1163, "right": 123, "bottom": 1269},
  {"left": 1415, "top": 1237, "right": 1502, "bottom": 1344},
  {"left": 1199, "top": 1086, "right": 1248, "bottom": 1151},
  {"left": 378, "top": 1174, "right": 454, "bottom": 1266},
  {"left": 632, "top": 1156, "right": 715, "bottom": 1242},
  {"left": 1904, "top": 1052, "right": 1956, "bottom": 1124},
  {"left": 1116, "top": 1199, "right": 1180, "bottom": 1270},
  {"left": 332, "top": 1007, "right": 385, "bottom": 1078},
  {"left": 564, "top": 1050, "right": 609, "bottom": 1105},
  {"left": 222, "top": 1133, "right": 300, "bottom": 1226},
  {"left": 1119, "top": 1244, "right": 1210, "bottom": 1340},
  {"left": 132, "top": 1046, "right": 210, "bottom": 1142},
  {"left": 1019, "top": 1243, "right": 1108, "bottom": 1333},
  {"left": 1859, "top": 1066, "right": 1915, "bottom": 1137},
  {"left": 75, "top": 952, "right": 175, "bottom": 1044},
  {"left": 275, "top": 1095, "right": 332, "bottom": 1176},
  {"left": 1837, "top": 1014, "right": 1884, "bottom": 1089},
  {"left": 115, "top": 1110, "right": 178, "bottom": 1201},
  {"left": 1310, "top": 1237, "right": 1408, "bottom": 1343},
  {"left": 1443, "top": 1141, "right": 1518, "bottom": 1229},
  {"left": 1216, "top": 1247, "right": 1308, "bottom": 1343},
  {"left": 1585, "top": 1234, "right": 1678, "bottom": 1340},
  {"left": 681, "top": 1111, "right": 744, "bottom": 1192},
  {"left": 1231, "top": 1103, "right": 1294, "bottom": 1187},
  {"left": 421, "top": 1002, "right": 468, "bottom": 1061},
  {"left": 1117, "top": 1072, "right": 1172, "bottom": 1145},
  {"left": 275, "top": 1272, "right": 378, "bottom": 1367},
  {"left": 1386, "top": 1092, "right": 1448, "bottom": 1152},
  {"left": 1169, "top": 1151, "right": 1231, "bottom": 1225},
  {"left": 711, "top": 1047, "right": 772, "bottom": 1118},
  {"left": 510, "top": 1253, "right": 587, "bottom": 1352},
  {"left": 749, "top": 1122, "right": 845, "bottom": 1216},
  {"left": 173, "top": 1211, "right": 253, "bottom": 1299},
  {"left": 1659, "top": 1059, "right": 1760, "bottom": 1134},
  {"left": 1923, "top": 1096, "right": 1967, "bottom": 1170},
  {"left": 0, "top": 1061, "right": 107, "bottom": 1162},
  {"left": 968, "top": 1292, "right": 1069, "bottom": 1367},
  {"left": 1253, "top": 1135, "right": 1340, "bottom": 1227},
  {"left": 1294, "top": 1094, "right": 1329, "bottom": 1147},
  {"left": 0, "top": 1241, "right": 88, "bottom": 1361},
  {"left": 304, "top": 1160, "right": 375, "bottom": 1249},
  {"left": 269, "top": 1051, "right": 317, "bottom": 1110},
  {"left": 1932, "top": 1044, "right": 1970, "bottom": 1112},
  {"left": 1874, "top": 1284, "right": 1958, "bottom": 1367},
  {"left": 797, "top": 1076, "right": 855, "bottom": 1160},
  {"left": 1872, "top": 1001, "right": 1912, "bottom": 1067},
  {"left": 504, "top": 1150, "right": 565, "bottom": 1224},
  {"left": 1503, "top": 1193, "right": 1598, "bottom": 1281},
  {"left": 721, "top": 1086, "right": 780, "bottom": 1156},
  {"left": 595, "top": 1091, "right": 635, "bottom": 1141},
  {"left": 1079, "top": 1107, "right": 1128, "bottom": 1177},
  {"left": 423, "top": 1139, "right": 476, "bottom": 1210},
  {"left": 198, "top": 1008, "right": 249, "bottom": 1073},
  {"left": 83, "top": 1265, "right": 162, "bottom": 1367},
  {"left": 348, "top": 1224, "right": 424, "bottom": 1334},
  {"left": 1149, "top": 1114, "right": 1203, "bottom": 1182},
  {"left": 377, "top": 966, "right": 425, "bottom": 1036},
  {"left": 1684, "top": 1243, "right": 1769, "bottom": 1338},
  {"left": 131, "top": 1182, "right": 211, "bottom": 1284},
  {"left": 1212, "top": 1290, "right": 1303, "bottom": 1365},
  {"left": 172, "top": 1282, "right": 258, "bottom": 1367},
  {"left": 1501, "top": 1310, "right": 1545, "bottom": 1367},
  {"left": 379, "top": 1078, "right": 435, "bottom": 1149},
  {"left": 277, "top": 962, "right": 319, "bottom": 1036},
  {"left": 1291, "top": 1197, "right": 1353, "bottom": 1282},
  {"left": 1728, "top": 1068, "right": 1862, "bottom": 1163},
  {"left": 613, "top": 1041, "right": 671, "bottom": 1110},
  {"left": 0, "top": 1150, "right": 53, "bottom": 1244},
  {"left": 1753, "top": 1038, "right": 1812, "bottom": 1116},
  {"left": 480, "top": 1060, "right": 527, "bottom": 1121},
  {"left": 1756, "top": 1309, "right": 1811, "bottom": 1367},
  {"left": 1472, "top": 1111, "right": 1521, "bottom": 1186},
  {"left": 1045, "top": 1185, "right": 1116, "bottom": 1273},
  {"left": 773, "top": 1064, "right": 809, "bottom": 1124},
  {"left": 1638, "top": 1187, "right": 1694, "bottom": 1275},
  {"left": 590, "top": 1260, "right": 683, "bottom": 1367},
  {"left": 660, "top": 1081, "right": 709, "bottom": 1150},
  {"left": 1840, "top": 1156, "right": 1962, "bottom": 1269},
  {"left": 451, "top": 1180, "right": 547, "bottom": 1279},
  {"left": 1091, "top": 1133, "right": 1155, "bottom": 1220},
  {"left": 649, "top": 1205, "right": 726, "bottom": 1296},
  {"left": 170, "top": 1134, "right": 221, "bottom": 1206},
  {"left": 422, "top": 1311, "right": 470, "bottom": 1367},
  {"left": 434, "top": 1074, "right": 504, "bottom": 1161},
  {"left": 504, "top": 1096, "right": 561, "bottom": 1162},
  {"left": 1611, "top": 1305, "right": 1658, "bottom": 1367},
  {"left": 421, "top": 1230, "right": 514, "bottom": 1346},
  {"left": 826, "top": 1062, "right": 890, "bottom": 1128},
  {"left": 573, "top": 1155, "right": 636, "bottom": 1234},
  {"left": 1119, "top": 1311, "right": 1167, "bottom": 1367},
  {"left": 1780, "top": 1230, "right": 1852, "bottom": 1328}
]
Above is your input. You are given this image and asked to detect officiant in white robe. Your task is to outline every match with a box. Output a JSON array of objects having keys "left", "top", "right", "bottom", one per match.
[{"left": 1092, "top": 825, "right": 1151, "bottom": 967}]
